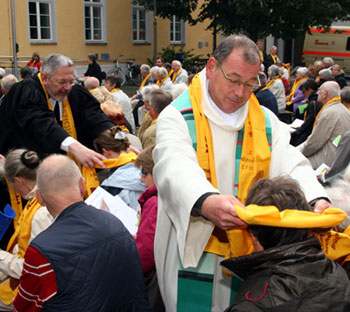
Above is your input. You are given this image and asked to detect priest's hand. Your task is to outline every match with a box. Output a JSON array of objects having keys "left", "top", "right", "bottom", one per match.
[
  {"left": 201, "top": 194, "right": 246, "bottom": 230},
  {"left": 313, "top": 199, "right": 333, "bottom": 214},
  {"left": 68, "top": 141, "right": 106, "bottom": 168}
]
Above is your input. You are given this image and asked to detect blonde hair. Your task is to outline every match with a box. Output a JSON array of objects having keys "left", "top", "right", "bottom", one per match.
[{"left": 91, "top": 86, "right": 113, "bottom": 104}]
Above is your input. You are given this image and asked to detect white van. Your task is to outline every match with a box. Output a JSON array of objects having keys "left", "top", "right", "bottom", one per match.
[{"left": 303, "top": 26, "right": 350, "bottom": 73}]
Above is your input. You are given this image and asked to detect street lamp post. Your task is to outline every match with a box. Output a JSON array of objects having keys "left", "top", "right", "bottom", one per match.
[{"left": 11, "top": 0, "right": 18, "bottom": 78}]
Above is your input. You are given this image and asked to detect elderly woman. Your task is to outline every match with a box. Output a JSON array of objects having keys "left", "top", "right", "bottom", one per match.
[
  {"left": 286, "top": 67, "right": 308, "bottom": 112},
  {"left": 156, "top": 67, "right": 173, "bottom": 91},
  {"left": 0, "top": 149, "right": 52, "bottom": 311},
  {"left": 267, "top": 65, "right": 285, "bottom": 113}
]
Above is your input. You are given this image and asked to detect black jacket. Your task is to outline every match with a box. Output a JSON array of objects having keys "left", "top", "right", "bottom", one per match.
[
  {"left": 222, "top": 237, "right": 350, "bottom": 312},
  {"left": 335, "top": 73, "right": 347, "bottom": 89},
  {"left": 0, "top": 74, "right": 113, "bottom": 156}
]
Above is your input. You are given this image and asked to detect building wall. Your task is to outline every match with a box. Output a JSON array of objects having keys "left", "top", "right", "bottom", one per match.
[{"left": 1, "top": 0, "right": 213, "bottom": 70}]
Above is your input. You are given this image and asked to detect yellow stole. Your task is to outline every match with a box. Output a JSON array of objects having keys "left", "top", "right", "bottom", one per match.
[
  {"left": 0, "top": 197, "right": 42, "bottom": 304},
  {"left": 188, "top": 74, "right": 271, "bottom": 259},
  {"left": 270, "top": 53, "right": 280, "bottom": 64},
  {"left": 286, "top": 77, "right": 307, "bottom": 106},
  {"left": 139, "top": 73, "right": 152, "bottom": 91},
  {"left": 167, "top": 69, "right": 174, "bottom": 79},
  {"left": 262, "top": 76, "right": 280, "bottom": 91},
  {"left": 171, "top": 68, "right": 182, "bottom": 83},
  {"left": 5, "top": 180, "right": 22, "bottom": 230},
  {"left": 259, "top": 50, "right": 264, "bottom": 62},
  {"left": 313, "top": 97, "right": 341, "bottom": 128},
  {"left": 110, "top": 88, "right": 120, "bottom": 93},
  {"left": 156, "top": 77, "right": 167, "bottom": 87},
  {"left": 82, "top": 151, "right": 138, "bottom": 191},
  {"left": 38, "top": 73, "right": 97, "bottom": 197}
]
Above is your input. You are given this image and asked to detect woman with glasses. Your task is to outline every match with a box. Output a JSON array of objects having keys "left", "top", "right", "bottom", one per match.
[{"left": 93, "top": 126, "right": 145, "bottom": 210}]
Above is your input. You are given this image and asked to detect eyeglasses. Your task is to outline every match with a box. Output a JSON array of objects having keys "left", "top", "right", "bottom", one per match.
[
  {"left": 141, "top": 169, "right": 148, "bottom": 177},
  {"left": 217, "top": 62, "right": 261, "bottom": 91},
  {"left": 50, "top": 78, "right": 75, "bottom": 87}
]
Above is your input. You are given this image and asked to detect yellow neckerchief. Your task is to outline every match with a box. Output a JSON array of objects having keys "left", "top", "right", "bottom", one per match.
[
  {"left": 188, "top": 74, "right": 271, "bottom": 260},
  {"left": 82, "top": 151, "right": 138, "bottom": 194},
  {"left": 0, "top": 197, "right": 42, "bottom": 304},
  {"left": 270, "top": 53, "right": 280, "bottom": 64},
  {"left": 156, "top": 77, "right": 167, "bottom": 87},
  {"left": 167, "top": 69, "right": 174, "bottom": 79},
  {"left": 315, "top": 225, "right": 350, "bottom": 265},
  {"left": 286, "top": 77, "right": 306, "bottom": 105},
  {"left": 313, "top": 97, "right": 341, "bottom": 128},
  {"left": 5, "top": 180, "right": 22, "bottom": 230},
  {"left": 261, "top": 76, "right": 280, "bottom": 91},
  {"left": 38, "top": 73, "right": 97, "bottom": 197},
  {"left": 259, "top": 50, "right": 264, "bottom": 62},
  {"left": 139, "top": 73, "right": 152, "bottom": 91},
  {"left": 151, "top": 118, "right": 157, "bottom": 125},
  {"left": 110, "top": 88, "right": 120, "bottom": 93},
  {"left": 171, "top": 67, "right": 182, "bottom": 83}
]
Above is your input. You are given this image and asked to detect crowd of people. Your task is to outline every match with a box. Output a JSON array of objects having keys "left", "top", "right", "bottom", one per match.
[{"left": 0, "top": 36, "right": 349, "bottom": 312}]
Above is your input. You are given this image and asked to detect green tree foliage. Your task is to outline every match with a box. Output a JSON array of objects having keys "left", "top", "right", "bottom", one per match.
[{"left": 133, "top": 0, "right": 350, "bottom": 42}]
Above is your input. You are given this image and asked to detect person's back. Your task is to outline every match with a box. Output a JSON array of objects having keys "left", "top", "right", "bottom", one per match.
[
  {"left": 31, "top": 202, "right": 149, "bottom": 311},
  {"left": 222, "top": 177, "right": 350, "bottom": 312},
  {"left": 255, "top": 88, "right": 279, "bottom": 116}
]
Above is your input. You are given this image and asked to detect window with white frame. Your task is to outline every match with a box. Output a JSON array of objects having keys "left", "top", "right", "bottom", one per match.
[
  {"left": 28, "top": 0, "right": 57, "bottom": 43},
  {"left": 170, "top": 16, "right": 185, "bottom": 44},
  {"left": 132, "top": 5, "right": 151, "bottom": 44},
  {"left": 84, "top": 0, "right": 107, "bottom": 43}
]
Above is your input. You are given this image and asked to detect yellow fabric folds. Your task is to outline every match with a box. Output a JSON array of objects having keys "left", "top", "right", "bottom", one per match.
[
  {"left": 313, "top": 96, "right": 341, "bottom": 128},
  {"left": 171, "top": 68, "right": 182, "bottom": 83},
  {"left": 235, "top": 204, "right": 346, "bottom": 228},
  {"left": 82, "top": 152, "right": 138, "bottom": 195},
  {"left": 188, "top": 73, "right": 271, "bottom": 259},
  {"left": 139, "top": 73, "right": 152, "bottom": 91},
  {"left": 286, "top": 77, "right": 306, "bottom": 106},
  {"left": 0, "top": 197, "right": 42, "bottom": 304},
  {"left": 156, "top": 77, "right": 168, "bottom": 88}
]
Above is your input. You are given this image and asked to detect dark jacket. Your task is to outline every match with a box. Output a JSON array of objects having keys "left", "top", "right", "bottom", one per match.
[
  {"left": 290, "top": 91, "right": 323, "bottom": 146},
  {"left": 0, "top": 74, "right": 113, "bottom": 156},
  {"left": 85, "top": 61, "right": 104, "bottom": 82},
  {"left": 222, "top": 236, "right": 350, "bottom": 312},
  {"left": 31, "top": 201, "right": 150, "bottom": 312},
  {"left": 335, "top": 73, "right": 347, "bottom": 89},
  {"left": 254, "top": 87, "right": 279, "bottom": 116}
]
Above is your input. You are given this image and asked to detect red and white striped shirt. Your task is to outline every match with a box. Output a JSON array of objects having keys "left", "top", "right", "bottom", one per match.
[{"left": 13, "top": 246, "right": 57, "bottom": 312}]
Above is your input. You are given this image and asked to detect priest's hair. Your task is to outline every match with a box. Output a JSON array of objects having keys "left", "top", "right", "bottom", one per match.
[{"left": 42, "top": 53, "right": 74, "bottom": 77}]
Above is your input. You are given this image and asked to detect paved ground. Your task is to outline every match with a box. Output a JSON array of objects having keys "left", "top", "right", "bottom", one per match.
[{"left": 121, "top": 84, "right": 139, "bottom": 97}]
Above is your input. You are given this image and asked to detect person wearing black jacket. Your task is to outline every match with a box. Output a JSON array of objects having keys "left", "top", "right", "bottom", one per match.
[
  {"left": 84, "top": 54, "right": 104, "bottom": 83},
  {"left": 332, "top": 64, "right": 347, "bottom": 89},
  {"left": 290, "top": 79, "right": 323, "bottom": 146}
]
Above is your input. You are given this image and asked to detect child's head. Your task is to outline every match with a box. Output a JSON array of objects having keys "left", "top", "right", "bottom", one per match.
[
  {"left": 245, "top": 177, "right": 311, "bottom": 250},
  {"left": 93, "top": 126, "right": 130, "bottom": 157},
  {"left": 135, "top": 145, "right": 155, "bottom": 188}
]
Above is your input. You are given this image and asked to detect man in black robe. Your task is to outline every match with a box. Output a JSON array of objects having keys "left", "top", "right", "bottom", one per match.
[{"left": 0, "top": 53, "right": 114, "bottom": 167}]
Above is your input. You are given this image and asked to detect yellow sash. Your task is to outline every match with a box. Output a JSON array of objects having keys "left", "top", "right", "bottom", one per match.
[
  {"left": 286, "top": 77, "right": 306, "bottom": 106},
  {"left": 167, "top": 69, "right": 174, "bottom": 79},
  {"left": 259, "top": 50, "right": 264, "bottom": 62},
  {"left": 262, "top": 76, "right": 280, "bottom": 91},
  {"left": 156, "top": 77, "right": 167, "bottom": 87},
  {"left": 5, "top": 180, "right": 22, "bottom": 230},
  {"left": 270, "top": 53, "right": 280, "bottom": 64},
  {"left": 171, "top": 68, "right": 182, "bottom": 83},
  {"left": 82, "top": 151, "right": 138, "bottom": 193},
  {"left": 188, "top": 74, "right": 271, "bottom": 259},
  {"left": 37, "top": 73, "right": 98, "bottom": 197},
  {"left": 313, "top": 97, "right": 341, "bottom": 128},
  {"left": 139, "top": 73, "right": 152, "bottom": 91},
  {"left": 0, "top": 197, "right": 42, "bottom": 304},
  {"left": 111, "top": 88, "right": 120, "bottom": 93}
]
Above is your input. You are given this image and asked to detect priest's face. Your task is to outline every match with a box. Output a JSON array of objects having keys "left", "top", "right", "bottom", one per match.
[{"left": 42, "top": 66, "right": 75, "bottom": 101}]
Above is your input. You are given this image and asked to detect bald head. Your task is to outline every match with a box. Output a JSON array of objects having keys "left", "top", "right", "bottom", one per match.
[
  {"left": 36, "top": 155, "right": 84, "bottom": 215},
  {"left": 318, "top": 81, "right": 340, "bottom": 104},
  {"left": 84, "top": 76, "right": 100, "bottom": 90}
]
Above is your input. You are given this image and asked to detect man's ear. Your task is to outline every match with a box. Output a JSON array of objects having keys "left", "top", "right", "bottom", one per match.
[
  {"left": 206, "top": 57, "right": 217, "bottom": 79},
  {"left": 41, "top": 72, "right": 48, "bottom": 85},
  {"left": 13, "top": 176, "right": 24, "bottom": 186},
  {"left": 35, "top": 189, "right": 46, "bottom": 207},
  {"left": 79, "top": 177, "right": 86, "bottom": 198}
]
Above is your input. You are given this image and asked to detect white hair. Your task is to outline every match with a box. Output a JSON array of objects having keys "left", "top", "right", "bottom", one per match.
[
  {"left": 0, "top": 67, "right": 6, "bottom": 78},
  {"left": 140, "top": 64, "right": 151, "bottom": 74},
  {"left": 141, "top": 84, "right": 159, "bottom": 102},
  {"left": 1, "top": 74, "right": 18, "bottom": 93},
  {"left": 41, "top": 53, "right": 74, "bottom": 76},
  {"left": 296, "top": 67, "right": 308, "bottom": 77},
  {"left": 323, "top": 57, "right": 334, "bottom": 67},
  {"left": 159, "top": 67, "right": 168, "bottom": 78},
  {"left": 172, "top": 60, "right": 182, "bottom": 67},
  {"left": 150, "top": 66, "right": 160, "bottom": 75}
]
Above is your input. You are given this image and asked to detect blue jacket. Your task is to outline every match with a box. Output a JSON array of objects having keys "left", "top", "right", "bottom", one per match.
[
  {"left": 254, "top": 88, "right": 279, "bottom": 116},
  {"left": 31, "top": 201, "right": 150, "bottom": 312}
]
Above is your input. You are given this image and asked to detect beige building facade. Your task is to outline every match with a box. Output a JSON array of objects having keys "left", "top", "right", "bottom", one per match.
[{"left": 1, "top": 0, "right": 214, "bottom": 71}]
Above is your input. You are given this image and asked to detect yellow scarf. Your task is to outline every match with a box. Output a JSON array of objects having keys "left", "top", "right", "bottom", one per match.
[
  {"left": 171, "top": 68, "right": 182, "bottom": 83},
  {"left": 262, "top": 76, "right": 280, "bottom": 91},
  {"left": 110, "top": 88, "right": 120, "bottom": 93},
  {"left": 0, "top": 197, "right": 42, "bottom": 304},
  {"left": 156, "top": 77, "right": 167, "bottom": 87},
  {"left": 286, "top": 78, "right": 306, "bottom": 106},
  {"left": 5, "top": 180, "right": 22, "bottom": 230},
  {"left": 313, "top": 97, "right": 341, "bottom": 128},
  {"left": 315, "top": 225, "right": 350, "bottom": 265},
  {"left": 188, "top": 74, "right": 271, "bottom": 259},
  {"left": 259, "top": 50, "right": 264, "bottom": 62},
  {"left": 139, "top": 73, "right": 152, "bottom": 91},
  {"left": 82, "top": 151, "right": 138, "bottom": 194},
  {"left": 38, "top": 73, "right": 97, "bottom": 197},
  {"left": 151, "top": 118, "right": 157, "bottom": 125},
  {"left": 167, "top": 69, "right": 174, "bottom": 79},
  {"left": 270, "top": 53, "right": 280, "bottom": 64}
]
